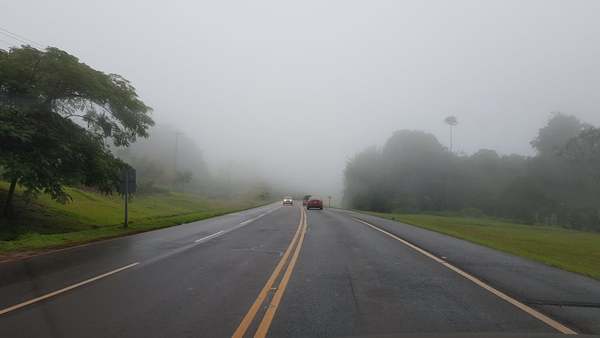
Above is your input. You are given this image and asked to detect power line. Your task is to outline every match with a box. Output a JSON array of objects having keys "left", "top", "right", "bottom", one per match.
[
  {"left": 0, "top": 27, "right": 46, "bottom": 49},
  {"left": 0, "top": 31, "right": 27, "bottom": 46},
  {"left": 0, "top": 27, "right": 45, "bottom": 47},
  {"left": 0, "top": 37, "right": 13, "bottom": 47}
]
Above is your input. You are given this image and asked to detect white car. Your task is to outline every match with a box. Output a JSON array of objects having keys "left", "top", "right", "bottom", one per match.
[{"left": 282, "top": 197, "right": 293, "bottom": 206}]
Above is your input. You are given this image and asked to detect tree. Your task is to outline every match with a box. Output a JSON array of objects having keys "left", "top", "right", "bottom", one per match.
[
  {"left": 531, "top": 113, "right": 587, "bottom": 156},
  {"left": 174, "top": 170, "right": 193, "bottom": 191},
  {"left": 563, "top": 127, "right": 600, "bottom": 178},
  {"left": 0, "top": 46, "right": 154, "bottom": 217},
  {"left": 444, "top": 115, "right": 458, "bottom": 152},
  {"left": 559, "top": 129, "right": 600, "bottom": 229},
  {"left": 382, "top": 130, "right": 451, "bottom": 211},
  {"left": 114, "top": 125, "right": 210, "bottom": 193},
  {"left": 343, "top": 146, "right": 385, "bottom": 210}
]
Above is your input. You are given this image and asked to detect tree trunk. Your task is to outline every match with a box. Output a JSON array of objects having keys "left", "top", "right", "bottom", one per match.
[{"left": 2, "top": 178, "right": 17, "bottom": 218}]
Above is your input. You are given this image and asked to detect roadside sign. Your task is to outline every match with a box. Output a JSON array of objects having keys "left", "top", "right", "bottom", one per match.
[{"left": 120, "top": 168, "right": 136, "bottom": 194}]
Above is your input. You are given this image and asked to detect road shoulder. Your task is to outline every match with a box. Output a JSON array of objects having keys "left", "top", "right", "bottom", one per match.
[{"left": 333, "top": 209, "right": 600, "bottom": 334}]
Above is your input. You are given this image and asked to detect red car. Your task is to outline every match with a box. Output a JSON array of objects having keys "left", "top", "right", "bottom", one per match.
[{"left": 306, "top": 197, "right": 323, "bottom": 210}]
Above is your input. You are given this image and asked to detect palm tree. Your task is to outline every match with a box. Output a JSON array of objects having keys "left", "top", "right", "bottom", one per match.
[{"left": 444, "top": 115, "right": 458, "bottom": 152}]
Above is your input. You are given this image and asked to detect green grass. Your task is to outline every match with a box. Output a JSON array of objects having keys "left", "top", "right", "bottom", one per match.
[
  {"left": 364, "top": 212, "right": 600, "bottom": 280},
  {"left": 0, "top": 182, "right": 267, "bottom": 256}
]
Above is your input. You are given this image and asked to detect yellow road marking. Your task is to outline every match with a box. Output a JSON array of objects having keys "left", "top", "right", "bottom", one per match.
[
  {"left": 353, "top": 218, "right": 577, "bottom": 335},
  {"left": 0, "top": 262, "right": 139, "bottom": 316},
  {"left": 254, "top": 209, "right": 307, "bottom": 338},
  {"left": 232, "top": 207, "right": 305, "bottom": 338}
]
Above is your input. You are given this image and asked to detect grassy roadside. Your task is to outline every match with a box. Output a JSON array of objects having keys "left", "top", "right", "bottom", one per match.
[
  {"left": 0, "top": 182, "right": 269, "bottom": 257},
  {"left": 363, "top": 212, "right": 600, "bottom": 280}
]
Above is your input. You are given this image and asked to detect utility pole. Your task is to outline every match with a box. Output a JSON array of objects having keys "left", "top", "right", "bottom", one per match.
[
  {"left": 450, "top": 124, "right": 454, "bottom": 152},
  {"left": 444, "top": 115, "right": 458, "bottom": 153},
  {"left": 443, "top": 116, "right": 458, "bottom": 210},
  {"left": 173, "top": 131, "right": 183, "bottom": 190},
  {"left": 227, "top": 161, "right": 232, "bottom": 197}
]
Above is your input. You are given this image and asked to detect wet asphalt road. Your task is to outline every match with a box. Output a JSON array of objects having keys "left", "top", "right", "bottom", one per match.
[{"left": 0, "top": 203, "right": 599, "bottom": 337}]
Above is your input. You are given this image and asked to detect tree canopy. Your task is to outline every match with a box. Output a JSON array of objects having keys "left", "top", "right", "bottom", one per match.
[
  {"left": 1, "top": 46, "right": 154, "bottom": 216},
  {"left": 344, "top": 113, "right": 600, "bottom": 231},
  {"left": 444, "top": 115, "right": 458, "bottom": 126}
]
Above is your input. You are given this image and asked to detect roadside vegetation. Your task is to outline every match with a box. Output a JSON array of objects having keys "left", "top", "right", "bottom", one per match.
[
  {"left": 1, "top": 46, "right": 154, "bottom": 218},
  {"left": 0, "top": 181, "right": 269, "bottom": 257},
  {"left": 344, "top": 113, "right": 600, "bottom": 231},
  {"left": 344, "top": 113, "right": 600, "bottom": 278},
  {"left": 0, "top": 45, "right": 278, "bottom": 258},
  {"left": 366, "top": 211, "right": 600, "bottom": 280}
]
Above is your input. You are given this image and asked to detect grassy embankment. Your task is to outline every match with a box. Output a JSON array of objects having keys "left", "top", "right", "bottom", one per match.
[
  {"left": 0, "top": 181, "right": 268, "bottom": 256},
  {"left": 365, "top": 212, "right": 600, "bottom": 280}
]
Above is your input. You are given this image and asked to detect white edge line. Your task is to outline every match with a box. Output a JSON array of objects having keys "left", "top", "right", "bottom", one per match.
[
  {"left": 0, "top": 207, "right": 282, "bottom": 316},
  {"left": 352, "top": 217, "right": 578, "bottom": 335},
  {"left": 0, "top": 262, "right": 140, "bottom": 316},
  {"left": 194, "top": 230, "right": 225, "bottom": 243},
  {"left": 192, "top": 206, "right": 279, "bottom": 244}
]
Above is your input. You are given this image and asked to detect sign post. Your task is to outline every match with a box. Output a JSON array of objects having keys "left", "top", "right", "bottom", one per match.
[
  {"left": 121, "top": 168, "right": 136, "bottom": 228},
  {"left": 124, "top": 171, "right": 129, "bottom": 228}
]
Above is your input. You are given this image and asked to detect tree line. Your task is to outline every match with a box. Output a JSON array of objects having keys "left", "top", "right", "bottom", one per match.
[
  {"left": 114, "top": 124, "right": 209, "bottom": 194},
  {"left": 343, "top": 113, "right": 600, "bottom": 231}
]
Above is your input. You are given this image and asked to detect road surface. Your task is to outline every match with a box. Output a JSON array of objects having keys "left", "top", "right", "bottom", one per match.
[{"left": 0, "top": 203, "right": 599, "bottom": 337}]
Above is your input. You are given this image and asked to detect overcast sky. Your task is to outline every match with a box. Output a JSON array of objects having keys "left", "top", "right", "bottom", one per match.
[{"left": 2, "top": 0, "right": 600, "bottom": 199}]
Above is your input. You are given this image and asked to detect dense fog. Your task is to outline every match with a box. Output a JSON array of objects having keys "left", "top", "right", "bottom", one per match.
[{"left": 3, "top": 0, "right": 600, "bottom": 204}]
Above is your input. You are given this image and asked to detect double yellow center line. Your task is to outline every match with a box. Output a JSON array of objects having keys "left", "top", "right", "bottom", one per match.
[{"left": 232, "top": 206, "right": 308, "bottom": 338}]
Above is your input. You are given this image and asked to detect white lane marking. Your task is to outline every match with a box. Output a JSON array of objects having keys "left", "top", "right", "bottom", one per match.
[
  {"left": 0, "top": 262, "right": 139, "bottom": 316},
  {"left": 353, "top": 217, "right": 578, "bottom": 335},
  {"left": 0, "top": 206, "right": 283, "bottom": 316},
  {"left": 192, "top": 209, "right": 278, "bottom": 244},
  {"left": 194, "top": 230, "right": 225, "bottom": 243},
  {"left": 237, "top": 211, "right": 271, "bottom": 227}
]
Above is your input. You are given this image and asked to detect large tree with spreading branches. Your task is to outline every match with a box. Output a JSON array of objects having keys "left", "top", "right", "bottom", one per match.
[{"left": 0, "top": 46, "right": 154, "bottom": 217}]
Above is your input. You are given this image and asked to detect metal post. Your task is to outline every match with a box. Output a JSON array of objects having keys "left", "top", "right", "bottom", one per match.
[
  {"left": 173, "top": 131, "right": 182, "bottom": 191},
  {"left": 174, "top": 132, "right": 179, "bottom": 173},
  {"left": 124, "top": 170, "right": 129, "bottom": 228},
  {"left": 450, "top": 125, "right": 453, "bottom": 153}
]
